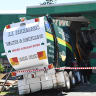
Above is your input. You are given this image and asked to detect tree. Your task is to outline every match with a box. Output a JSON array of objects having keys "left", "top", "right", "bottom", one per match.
[
  {"left": 41, "top": 0, "right": 57, "bottom": 5},
  {"left": 0, "top": 63, "right": 4, "bottom": 72}
]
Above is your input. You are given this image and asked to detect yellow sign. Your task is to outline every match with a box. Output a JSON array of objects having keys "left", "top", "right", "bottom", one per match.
[
  {"left": 37, "top": 51, "right": 47, "bottom": 60},
  {"left": 61, "top": 55, "right": 66, "bottom": 61},
  {"left": 10, "top": 57, "right": 19, "bottom": 66}
]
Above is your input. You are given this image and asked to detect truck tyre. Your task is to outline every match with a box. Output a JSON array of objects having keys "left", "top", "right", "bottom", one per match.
[
  {"left": 64, "top": 71, "right": 71, "bottom": 91},
  {"left": 69, "top": 71, "right": 76, "bottom": 86}
]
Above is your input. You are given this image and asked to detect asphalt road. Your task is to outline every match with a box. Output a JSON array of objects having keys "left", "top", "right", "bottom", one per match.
[
  {"left": 2, "top": 82, "right": 96, "bottom": 96},
  {"left": 63, "top": 84, "right": 96, "bottom": 96},
  {"left": 27, "top": 83, "right": 96, "bottom": 96}
]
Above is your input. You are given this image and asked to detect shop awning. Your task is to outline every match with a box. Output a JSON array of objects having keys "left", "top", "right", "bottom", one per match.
[{"left": 27, "top": 1, "right": 96, "bottom": 17}]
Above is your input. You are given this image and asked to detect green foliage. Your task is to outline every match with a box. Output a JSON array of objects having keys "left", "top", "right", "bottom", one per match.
[{"left": 0, "top": 63, "right": 4, "bottom": 72}]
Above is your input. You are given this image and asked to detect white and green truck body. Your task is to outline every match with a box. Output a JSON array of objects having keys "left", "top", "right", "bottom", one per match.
[{"left": 3, "top": 16, "right": 80, "bottom": 95}]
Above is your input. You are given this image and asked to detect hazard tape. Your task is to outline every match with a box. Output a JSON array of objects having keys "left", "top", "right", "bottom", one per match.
[
  {"left": 11, "top": 67, "right": 96, "bottom": 74},
  {"left": 55, "top": 67, "right": 96, "bottom": 70},
  {"left": 16, "top": 69, "right": 46, "bottom": 73}
]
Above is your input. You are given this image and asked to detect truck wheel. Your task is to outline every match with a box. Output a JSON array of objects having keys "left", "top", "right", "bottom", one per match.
[
  {"left": 64, "top": 71, "right": 71, "bottom": 91},
  {"left": 69, "top": 71, "right": 76, "bottom": 86}
]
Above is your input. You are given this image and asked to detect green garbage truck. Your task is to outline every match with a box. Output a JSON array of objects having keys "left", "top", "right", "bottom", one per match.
[{"left": 3, "top": 16, "right": 82, "bottom": 95}]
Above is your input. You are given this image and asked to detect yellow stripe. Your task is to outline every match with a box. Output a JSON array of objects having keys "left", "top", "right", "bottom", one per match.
[
  {"left": 57, "top": 38, "right": 72, "bottom": 51},
  {"left": 76, "top": 42, "right": 82, "bottom": 60},
  {"left": 46, "top": 32, "right": 72, "bottom": 51},
  {"left": 46, "top": 32, "right": 54, "bottom": 41}
]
